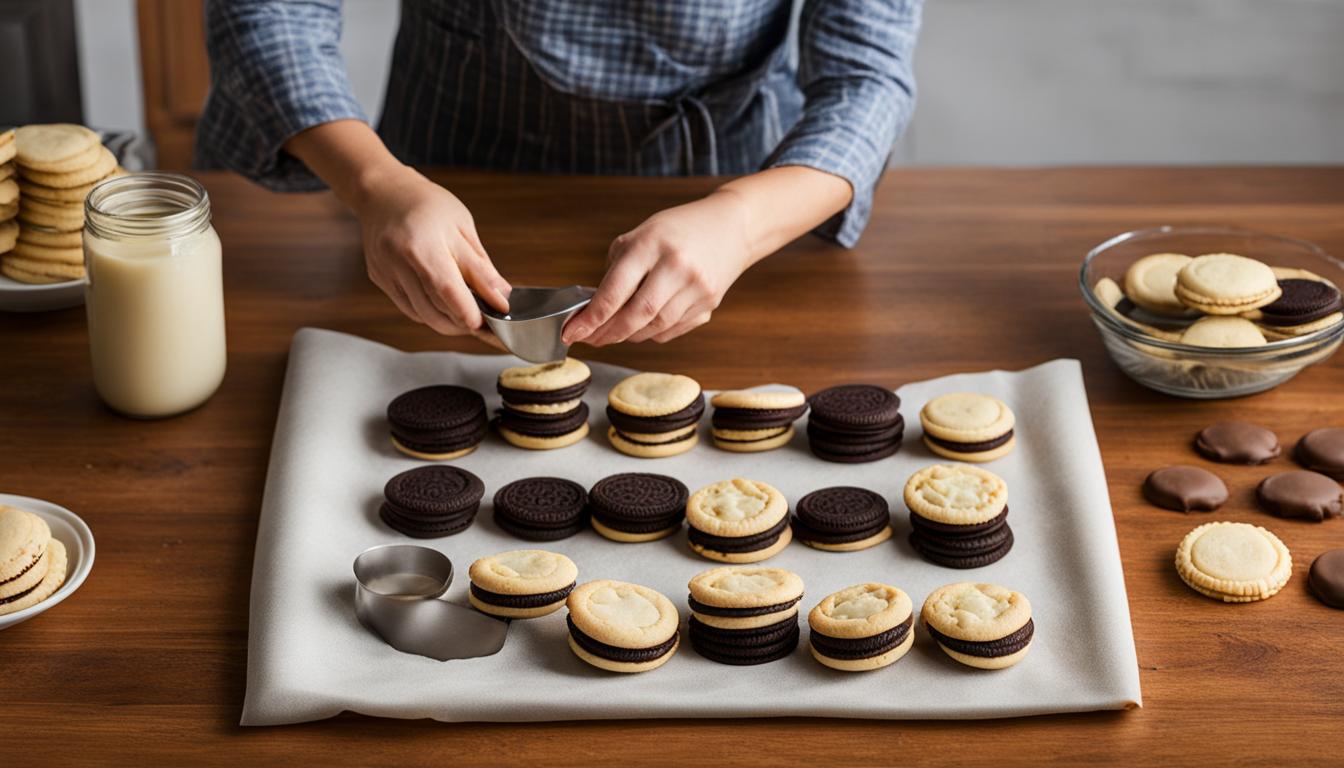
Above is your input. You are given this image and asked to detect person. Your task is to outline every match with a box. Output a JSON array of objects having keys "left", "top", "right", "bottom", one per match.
[{"left": 198, "top": 1, "right": 921, "bottom": 346}]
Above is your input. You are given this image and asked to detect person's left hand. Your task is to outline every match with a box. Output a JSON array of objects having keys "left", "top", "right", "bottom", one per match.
[{"left": 562, "top": 190, "right": 754, "bottom": 346}]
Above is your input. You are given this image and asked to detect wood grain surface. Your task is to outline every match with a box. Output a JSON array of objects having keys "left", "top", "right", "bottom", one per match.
[{"left": 3, "top": 168, "right": 1343, "bottom": 766}]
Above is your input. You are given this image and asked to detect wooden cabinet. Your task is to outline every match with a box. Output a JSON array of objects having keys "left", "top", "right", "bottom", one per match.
[{"left": 137, "top": 0, "right": 210, "bottom": 170}]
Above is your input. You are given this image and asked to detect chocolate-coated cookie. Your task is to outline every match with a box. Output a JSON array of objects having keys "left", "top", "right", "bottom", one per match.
[
  {"left": 1142, "top": 466, "right": 1228, "bottom": 512},
  {"left": 1194, "top": 422, "right": 1281, "bottom": 465},
  {"left": 1309, "top": 549, "right": 1344, "bottom": 609},
  {"left": 1295, "top": 428, "right": 1344, "bottom": 481},
  {"left": 1256, "top": 471, "right": 1342, "bottom": 522}
]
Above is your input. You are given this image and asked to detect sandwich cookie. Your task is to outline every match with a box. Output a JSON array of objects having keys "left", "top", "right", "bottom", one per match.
[
  {"left": 806, "top": 384, "right": 904, "bottom": 463},
  {"left": 566, "top": 580, "right": 680, "bottom": 673},
  {"left": 919, "top": 392, "right": 1016, "bottom": 462},
  {"left": 921, "top": 582, "right": 1034, "bottom": 670},
  {"left": 1123, "top": 252, "right": 1195, "bottom": 316},
  {"left": 587, "top": 472, "right": 688, "bottom": 542},
  {"left": 467, "top": 549, "right": 578, "bottom": 619},
  {"left": 1194, "top": 422, "right": 1280, "bottom": 465},
  {"left": 687, "top": 566, "right": 803, "bottom": 665},
  {"left": 905, "top": 464, "right": 1013, "bottom": 568},
  {"left": 1255, "top": 471, "right": 1342, "bottom": 522},
  {"left": 0, "top": 505, "right": 67, "bottom": 617},
  {"left": 386, "top": 384, "right": 488, "bottom": 460},
  {"left": 495, "top": 358, "right": 591, "bottom": 449},
  {"left": 379, "top": 465, "right": 485, "bottom": 538},
  {"left": 1247, "top": 278, "right": 1342, "bottom": 326},
  {"left": 791, "top": 486, "right": 892, "bottom": 552},
  {"left": 605, "top": 372, "right": 704, "bottom": 457},
  {"left": 1294, "top": 428, "right": 1344, "bottom": 480},
  {"left": 492, "top": 477, "right": 589, "bottom": 541},
  {"left": 1142, "top": 466, "right": 1228, "bottom": 512},
  {"left": 709, "top": 389, "right": 807, "bottom": 452},
  {"left": 686, "top": 478, "right": 792, "bottom": 563},
  {"left": 1308, "top": 549, "right": 1344, "bottom": 609},
  {"left": 808, "top": 583, "right": 915, "bottom": 672},
  {"left": 1175, "top": 253, "right": 1281, "bottom": 315},
  {"left": 1175, "top": 521, "right": 1292, "bottom": 603}
]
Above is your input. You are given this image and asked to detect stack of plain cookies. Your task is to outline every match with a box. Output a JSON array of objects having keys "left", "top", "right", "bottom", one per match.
[
  {"left": 0, "top": 130, "right": 15, "bottom": 266},
  {"left": 4, "top": 124, "right": 122, "bottom": 284}
]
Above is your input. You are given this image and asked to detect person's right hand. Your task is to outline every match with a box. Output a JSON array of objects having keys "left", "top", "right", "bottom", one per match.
[{"left": 352, "top": 163, "right": 511, "bottom": 339}]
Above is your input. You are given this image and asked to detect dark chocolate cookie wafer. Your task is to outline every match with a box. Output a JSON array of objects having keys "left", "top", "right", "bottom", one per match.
[
  {"left": 808, "top": 384, "right": 902, "bottom": 429},
  {"left": 809, "top": 440, "right": 903, "bottom": 464},
  {"left": 497, "top": 402, "right": 591, "bottom": 438},
  {"left": 387, "top": 385, "right": 488, "bottom": 458},
  {"left": 1258, "top": 279, "right": 1343, "bottom": 326},
  {"left": 606, "top": 396, "right": 705, "bottom": 434},
  {"left": 588, "top": 472, "right": 688, "bottom": 541},
  {"left": 909, "top": 528, "right": 1014, "bottom": 568},
  {"left": 925, "top": 618, "right": 1035, "bottom": 658},
  {"left": 791, "top": 486, "right": 892, "bottom": 549},
  {"left": 689, "top": 616, "right": 800, "bottom": 665},
  {"left": 493, "top": 477, "right": 589, "bottom": 541},
  {"left": 379, "top": 465, "right": 484, "bottom": 538},
  {"left": 379, "top": 504, "right": 476, "bottom": 538},
  {"left": 808, "top": 615, "right": 913, "bottom": 661},
  {"left": 497, "top": 377, "right": 590, "bottom": 405},
  {"left": 711, "top": 404, "right": 809, "bottom": 431}
]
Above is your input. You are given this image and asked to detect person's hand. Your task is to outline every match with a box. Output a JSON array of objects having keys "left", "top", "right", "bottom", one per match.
[
  {"left": 562, "top": 190, "right": 754, "bottom": 346},
  {"left": 352, "top": 163, "right": 511, "bottom": 342}
]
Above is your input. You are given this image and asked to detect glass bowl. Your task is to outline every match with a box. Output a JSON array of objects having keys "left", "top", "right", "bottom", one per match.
[{"left": 1080, "top": 226, "right": 1344, "bottom": 398}]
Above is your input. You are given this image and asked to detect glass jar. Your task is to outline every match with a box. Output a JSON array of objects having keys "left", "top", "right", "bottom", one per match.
[{"left": 84, "top": 173, "right": 226, "bottom": 418}]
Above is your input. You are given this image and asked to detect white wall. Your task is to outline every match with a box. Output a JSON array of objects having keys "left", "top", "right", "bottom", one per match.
[{"left": 73, "top": 0, "right": 143, "bottom": 135}]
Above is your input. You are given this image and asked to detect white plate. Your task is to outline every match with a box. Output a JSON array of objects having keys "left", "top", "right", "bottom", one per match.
[
  {"left": 0, "top": 494, "right": 95, "bottom": 630},
  {"left": 0, "top": 273, "right": 86, "bottom": 312}
]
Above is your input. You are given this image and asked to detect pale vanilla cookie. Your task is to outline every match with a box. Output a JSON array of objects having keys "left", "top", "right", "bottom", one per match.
[
  {"left": 0, "top": 219, "right": 17, "bottom": 254},
  {"left": 0, "top": 178, "right": 16, "bottom": 206},
  {"left": 17, "top": 226, "right": 82, "bottom": 249},
  {"left": 0, "top": 162, "right": 14, "bottom": 182},
  {"left": 903, "top": 463, "right": 1008, "bottom": 525},
  {"left": 687, "top": 566, "right": 803, "bottom": 665},
  {"left": 1, "top": 505, "right": 51, "bottom": 584},
  {"left": 607, "top": 426, "right": 700, "bottom": 458},
  {"left": 922, "top": 582, "right": 1033, "bottom": 670},
  {"left": 808, "top": 583, "right": 914, "bottom": 672},
  {"left": 1258, "top": 312, "right": 1344, "bottom": 341},
  {"left": 1271, "top": 265, "right": 1335, "bottom": 287},
  {"left": 0, "top": 539, "right": 67, "bottom": 616},
  {"left": 1175, "top": 521, "right": 1292, "bottom": 603},
  {"left": 14, "top": 124, "right": 100, "bottom": 170},
  {"left": 18, "top": 197, "right": 84, "bottom": 232},
  {"left": 710, "top": 388, "right": 807, "bottom": 452},
  {"left": 499, "top": 357, "right": 590, "bottom": 393},
  {"left": 17, "top": 165, "right": 123, "bottom": 204},
  {"left": 686, "top": 478, "right": 791, "bottom": 563},
  {"left": 566, "top": 580, "right": 680, "bottom": 673},
  {"left": 712, "top": 426, "right": 795, "bottom": 453},
  {"left": 1178, "top": 316, "right": 1267, "bottom": 348},
  {"left": 12, "top": 240, "right": 84, "bottom": 266},
  {"left": 0, "top": 201, "right": 15, "bottom": 221},
  {"left": 467, "top": 549, "right": 577, "bottom": 619},
  {"left": 0, "top": 254, "right": 84, "bottom": 283},
  {"left": 0, "top": 129, "right": 16, "bottom": 165},
  {"left": 1175, "top": 253, "right": 1281, "bottom": 314},
  {"left": 0, "top": 547, "right": 49, "bottom": 601},
  {"left": 18, "top": 145, "right": 117, "bottom": 189},
  {"left": 1124, "top": 253, "right": 1194, "bottom": 316},
  {"left": 920, "top": 392, "right": 1016, "bottom": 462},
  {"left": 607, "top": 372, "right": 704, "bottom": 457}
]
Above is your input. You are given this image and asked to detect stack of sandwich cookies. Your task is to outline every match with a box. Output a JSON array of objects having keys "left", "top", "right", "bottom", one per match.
[
  {"left": 807, "top": 583, "right": 914, "bottom": 672},
  {"left": 921, "top": 582, "right": 1034, "bottom": 670},
  {"left": 566, "top": 580, "right": 679, "bottom": 673},
  {"left": 386, "top": 384, "right": 488, "bottom": 460},
  {"left": 905, "top": 464, "right": 1013, "bottom": 568},
  {"left": 606, "top": 372, "right": 704, "bottom": 458},
  {"left": 1174, "top": 253, "right": 1281, "bottom": 315},
  {"left": 687, "top": 566, "right": 803, "bottom": 665},
  {"left": 0, "top": 505, "right": 68, "bottom": 616},
  {"left": 791, "top": 486, "right": 892, "bottom": 552},
  {"left": 686, "top": 478, "right": 792, "bottom": 563},
  {"left": 587, "top": 472, "right": 688, "bottom": 542},
  {"left": 1249, "top": 278, "right": 1343, "bottom": 339},
  {"left": 495, "top": 358, "right": 591, "bottom": 449},
  {"left": 467, "top": 549, "right": 577, "bottom": 619},
  {"left": 709, "top": 389, "right": 807, "bottom": 452},
  {"left": 492, "top": 477, "right": 588, "bottom": 540},
  {"left": 379, "top": 465, "right": 484, "bottom": 538},
  {"left": 806, "top": 384, "right": 904, "bottom": 462},
  {"left": 1175, "top": 521, "right": 1292, "bottom": 603},
  {"left": 919, "top": 393, "right": 1016, "bottom": 462}
]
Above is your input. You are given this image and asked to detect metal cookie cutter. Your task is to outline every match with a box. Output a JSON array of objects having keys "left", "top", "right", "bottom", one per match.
[
  {"left": 353, "top": 544, "right": 508, "bottom": 661},
  {"left": 478, "top": 285, "right": 595, "bottom": 364}
]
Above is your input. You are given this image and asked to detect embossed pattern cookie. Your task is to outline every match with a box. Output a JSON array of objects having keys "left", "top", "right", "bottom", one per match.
[
  {"left": 921, "top": 582, "right": 1034, "bottom": 670},
  {"left": 905, "top": 464, "right": 1013, "bottom": 568},
  {"left": 587, "top": 472, "right": 688, "bottom": 542},
  {"left": 606, "top": 372, "right": 704, "bottom": 458},
  {"left": 495, "top": 358, "right": 591, "bottom": 450},
  {"left": 0, "top": 505, "right": 67, "bottom": 617},
  {"left": 386, "top": 384, "right": 488, "bottom": 460},
  {"left": 468, "top": 549, "right": 578, "bottom": 619},
  {"left": 1175, "top": 521, "right": 1292, "bottom": 603},
  {"left": 685, "top": 478, "right": 792, "bottom": 563},
  {"left": 790, "top": 486, "right": 892, "bottom": 552},
  {"left": 566, "top": 580, "right": 680, "bottom": 673},
  {"left": 709, "top": 389, "right": 807, "bottom": 453},
  {"left": 492, "top": 477, "right": 589, "bottom": 541},
  {"left": 379, "top": 465, "right": 485, "bottom": 538},
  {"left": 687, "top": 566, "right": 803, "bottom": 665},
  {"left": 808, "top": 583, "right": 915, "bottom": 672},
  {"left": 919, "top": 392, "right": 1016, "bottom": 462},
  {"left": 1174, "top": 253, "right": 1282, "bottom": 315},
  {"left": 806, "top": 384, "right": 904, "bottom": 463}
]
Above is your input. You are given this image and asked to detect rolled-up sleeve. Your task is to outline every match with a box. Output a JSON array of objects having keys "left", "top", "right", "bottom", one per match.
[
  {"left": 766, "top": 0, "right": 922, "bottom": 247},
  {"left": 195, "top": 0, "right": 366, "bottom": 191}
]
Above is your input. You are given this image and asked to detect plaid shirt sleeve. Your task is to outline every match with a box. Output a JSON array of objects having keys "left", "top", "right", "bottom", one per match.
[
  {"left": 195, "top": 0, "right": 366, "bottom": 191},
  {"left": 766, "top": 0, "right": 922, "bottom": 247}
]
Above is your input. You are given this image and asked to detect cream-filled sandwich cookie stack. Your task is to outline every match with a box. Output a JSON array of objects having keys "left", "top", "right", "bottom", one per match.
[
  {"left": 919, "top": 392, "right": 1016, "bottom": 462},
  {"left": 686, "top": 478, "right": 792, "bottom": 563},
  {"left": 495, "top": 358, "right": 591, "bottom": 449},
  {"left": 565, "top": 579, "right": 680, "bottom": 673},
  {"left": 0, "top": 505, "right": 68, "bottom": 616},
  {"left": 7, "top": 124, "right": 120, "bottom": 284},
  {"left": 807, "top": 583, "right": 915, "bottom": 672},
  {"left": 921, "top": 581, "right": 1034, "bottom": 670},
  {"left": 709, "top": 389, "right": 807, "bottom": 452},
  {"left": 467, "top": 549, "right": 577, "bottom": 619},
  {"left": 687, "top": 566, "right": 803, "bottom": 665},
  {"left": 605, "top": 372, "right": 704, "bottom": 458}
]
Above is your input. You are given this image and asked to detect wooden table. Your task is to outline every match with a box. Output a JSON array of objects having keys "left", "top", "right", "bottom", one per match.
[{"left": 4, "top": 168, "right": 1343, "bottom": 766}]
